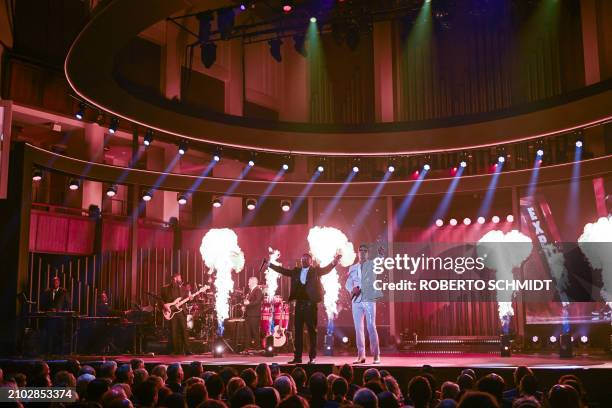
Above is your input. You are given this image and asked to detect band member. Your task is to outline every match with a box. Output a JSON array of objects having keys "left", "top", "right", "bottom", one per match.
[
  {"left": 345, "top": 244, "right": 383, "bottom": 364},
  {"left": 161, "top": 272, "right": 192, "bottom": 355},
  {"left": 266, "top": 252, "right": 341, "bottom": 364},
  {"left": 243, "top": 277, "right": 263, "bottom": 349},
  {"left": 96, "top": 291, "right": 110, "bottom": 317},
  {"left": 41, "top": 276, "right": 67, "bottom": 311}
]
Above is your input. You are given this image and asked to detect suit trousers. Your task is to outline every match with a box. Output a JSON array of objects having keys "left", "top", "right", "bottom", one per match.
[
  {"left": 246, "top": 316, "right": 260, "bottom": 348},
  {"left": 294, "top": 300, "right": 318, "bottom": 360},
  {"left": 168, "top": 313, "right": 189, "bottom": 354},
  {"left": 351, "top": 301, "right": 380, "bottom": 358}
]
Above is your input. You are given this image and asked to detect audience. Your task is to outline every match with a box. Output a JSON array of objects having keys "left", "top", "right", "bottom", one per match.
[{"left": 0, "top": 357, "right": 599, "bottom": 408}]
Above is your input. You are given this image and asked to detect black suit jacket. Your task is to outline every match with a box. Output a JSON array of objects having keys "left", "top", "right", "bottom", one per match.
[
  {"left": 244, "top": 286, "right": 263, "bottom": 318},
  {"left": 269, "top": 262, "right": 336, "bottom": 303},
  {"left": 161, "top": 284, "right": 187, "bottom": 304},
  {"left": 42, "top": 288, "right": 67, "bottom": 311}
]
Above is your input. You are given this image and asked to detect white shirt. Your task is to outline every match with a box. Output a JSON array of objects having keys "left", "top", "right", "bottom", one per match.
[{"left": 300, "top": 267, "right": 309, "bottom": 284}]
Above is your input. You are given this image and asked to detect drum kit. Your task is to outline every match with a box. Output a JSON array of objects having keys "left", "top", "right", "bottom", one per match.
[{"left": 260, "top": 295, "right": 289, "bottom": 347}]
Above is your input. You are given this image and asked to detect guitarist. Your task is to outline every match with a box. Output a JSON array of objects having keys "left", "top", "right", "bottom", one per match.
[
  {"left": 243, "top": 277, "right": 263, "bottom": 349},
  {"left": 161, "top": 272, "right": 192, "bottom": 355}
]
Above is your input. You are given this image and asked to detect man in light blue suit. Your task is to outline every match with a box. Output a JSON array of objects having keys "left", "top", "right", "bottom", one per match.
[{"left": 345, "top": 244, "right": 383, "bottom": 364}]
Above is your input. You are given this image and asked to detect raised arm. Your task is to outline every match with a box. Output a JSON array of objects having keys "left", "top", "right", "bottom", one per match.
[
  {"left": 318, "top": 254, "right": 342, "bottom": 276},
  {"left": 268, "top": 263, "right": 294, "bottom": 277}
]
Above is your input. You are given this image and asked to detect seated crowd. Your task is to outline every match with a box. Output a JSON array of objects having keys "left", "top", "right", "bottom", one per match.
[{"left": 0, "top": 360, "right": 593, "bottom": 408}]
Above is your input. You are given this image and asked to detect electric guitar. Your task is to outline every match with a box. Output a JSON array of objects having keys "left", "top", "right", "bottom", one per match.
[{"left": 162, "top": 285, "right": 209, "bottom": 320}]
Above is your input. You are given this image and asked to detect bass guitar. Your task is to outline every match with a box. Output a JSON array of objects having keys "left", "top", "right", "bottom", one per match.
[{"left": 162, "top": 285, "right": 209, "bottom": 320}]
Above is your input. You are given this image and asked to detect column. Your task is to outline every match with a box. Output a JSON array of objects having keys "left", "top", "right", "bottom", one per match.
[
  {"left": 81, "top": 123, "right": 104, "bottom": 210},
  {"left": 580, "top": 0, "right": 601, "bottom": 85},
  {"left": 373, "top": 21, "right": 395, "bottom": 122}
]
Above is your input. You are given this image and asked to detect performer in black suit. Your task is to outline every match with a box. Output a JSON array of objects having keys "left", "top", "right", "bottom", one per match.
[
  {"left": 41, "top": 276, "right": 67, "bottom": 311},
  {"left": 266, "top": 252, "right": 341, "bottom": 364},
  {"left": 161, "top": 272, "right": 192, "bottom": 355},
  {"left": 243, "top": 276, "right": 263, "bottom": 349}
]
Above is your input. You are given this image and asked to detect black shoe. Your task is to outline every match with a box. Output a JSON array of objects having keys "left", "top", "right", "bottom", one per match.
[
  {"left": 353, "top": 358, "right": 366, "bottom": 364},
  {"left": 288, "top": 358, "right": 302, "bottom": 364},
  {"left": 185, "top": 351, "right": 194, "bottom": 356},
  {"left": 308, "top": 358, "right": 317, "bottom": 364}
]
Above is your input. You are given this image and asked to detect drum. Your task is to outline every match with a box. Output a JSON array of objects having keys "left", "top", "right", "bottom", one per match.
[
  {"left": 260, "top": 306, "right": 272, "bottom": 335},
  {"left": 280, "top": 302, "right": 289, "bottom": 330}
]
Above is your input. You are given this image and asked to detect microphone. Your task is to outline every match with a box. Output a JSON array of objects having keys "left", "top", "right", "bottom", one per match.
[
  {"left": 257, "top": 258, "right": 268, "bottom": 273},
  {"left": 351, "top": 287, "right": 361, "bottom": 301}
]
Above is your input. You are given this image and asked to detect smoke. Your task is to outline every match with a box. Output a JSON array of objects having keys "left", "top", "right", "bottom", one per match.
[
  {"left": 199, "top": 228, "right": 245, "bottom": 334},
  {"left": 265, "top": 247, "right": 281, "bottom": 298},
  {"left": 477, "top": 230, "right": 533, "bottom": 332},
  {"left": 307, "top": 227, "right": 356, "bottom": 322},
  {"left": 578, "top": 216, "right": 612, "bottom": 309}
]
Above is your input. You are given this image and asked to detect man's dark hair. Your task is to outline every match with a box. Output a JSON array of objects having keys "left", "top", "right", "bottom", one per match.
[
  {"left": 87, "top": 378, "right": 112, "bottom": 402},
  {"left": 458, "top": 391, "right": 499, "bottom": 408},
  {"left": 408, "top": 376, "right": 432, "bottom": 408},
  {"left": 130, "top": 358, "right": 144, "bottom": 370},
  {"left": 229, "top": 386, "right": 255, "bottom": 408},
  {"left": 219, "top": 367, "right": 239, "bottom": 385},
  {"left": 378, "top": 391, "right": 400, "bottom": 408},
  {"left": 190, "top": 361, "right": 204, "bottom": 378},
  {"left": 519, "top": 375, "right": 538, "bottom": 397},
  {"left": 457, "top": 374, "right": 474, "bottom": 391},
  {"left": 206, "top": 373, "right": 225, "bottom": 400},
  {"left": 339, "top": 364, "right": 353, "bottom": 383},
  {"left": 332, "top": 377, "right": 348, "bottom": 399},
  {"left": 186, "top": 383, "right": 208, "bottom": 408},
  {"left": 364, "top": 380, "right": 385, "bottom": 395},
  {"left": 353, "top": 388, "right": 378, "bottom": 408},
  {"left": 137, "top": 378, "right": 161, "bottom": 407},
  {"left": 198, "top": 400, "right": 229, "bottom": 408},
  {"left": 116, "top": 364, "right": 133, "bottom": 384},
  {"left": 167, "top": 363, "right": 183, "bottom": 382},
  {"left": 240, "top": 368, "right": 258, "bottom": 389},
  {"left": 476, "top": 374, "right": 505, "bottom": 403},
  {"left": 513, "top": 366, "right": 533, "bottom": 387},
  {"left": 254, "top": 387, "right": 280, "bottom": 408},
  {"left": 309, "top": 372, "right": 328, "bottom": 400},
  {"left": 278, "top": 395, "right": 309, "bottom": 408}
]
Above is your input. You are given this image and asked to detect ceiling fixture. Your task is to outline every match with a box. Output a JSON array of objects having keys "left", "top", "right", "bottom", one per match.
[
  {"left": 178, "top": 140, "right": 188, "bottom": 155},
  {"left": 212, "top": 197, "right": 222, "bottom": 208},
  {"left": 281, "top": 200, "right": 291, "bottom": 212},
  {"left": 246, "top": 198, "right": 257, "bottom": 210},
  {"left": 282, "top": 1, "right": 293, "bottom": 13},
  {"left": 32, "top": 169, "right": 43, "bottom": 181},
  {"left": 293, "top": 34, "right": 307, "bottom": 57},
  {"left": 108, "top": 117, "right": 118, "bottom": 134},
  {"left": 142, "top": 190, "right": 153, "bottom": 202},
  {"left": 268, "top": 38, "right": 283, "bottom": 62},
  {"left": 106, "top": 185, "right": 118, "bottom": 197},
  {"left": 178, "top": 194, "right": 188, "bottom": 205},
  {"left": 144, "top": 129, "right": 154, "bottom": 147},
  {"left": 68, "top": 179, "right": 80, "bottom": 191},
  {"left": 75, "top": 103, "right": 85, "bottom": 120}
]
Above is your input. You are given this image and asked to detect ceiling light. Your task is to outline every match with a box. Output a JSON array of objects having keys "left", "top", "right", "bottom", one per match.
[
  {"left": 32, "top": 169, "right": 43, "bottom": 182},
  {"left": 178, "top": 140, "right": 188, "bottom": 155},
  {"left": 281, "top": 200, "right": 291, "bottom": 212},
  {"left": 387, "top": 165, "right": 395, "bottom": 173},
  {"left": 463, "top": 218, "right": 471, "bottom": 226},
  {"left": 506, "top": 214, "right": 514, "bottom": 223},
  {"left": 68, "top": 179, "right": 80, "bottom": 191},
  {"left": 423, "top": 164, "right": 431, "bottom": 171},
  {"left": 352, "top": 166, "right": 359, "bottom": 173},
  {"left": 449, "top": 218, "right": 458, "bottom": 226},
  {"left": 492, "top": 215, "right": 500, "bottom": 224},
  {"left": 575, "top": 140, "right": 583, "bottom": 148},
  {"left": 459, "top": 161, "right": 467, "bottom": 168},
  {"left": 477, "top": 216, "right": 485, "bottom": 224},
  {"left": 178, "top": 194, "right": 188, "bottom": 205},
  {"left": 75, "top": 103, "right": 85, "bottom": 120},
  {"left": 246, "top": 198, "right": 257, "bottom": 210},
  {"left": 310, "top": 16, "right": 317, "bottom": 23},
  {"left": 498, "top": 156, "right": 505, "bottom": 163},
  {"left": 106, "top": 185, "right": 117, "bottom": 197},
  {"left": 142, "top": 191, "right": 153, "bottom": 201},
  {"left": 212, "top": 197, "right": 222, "bottom": 208},
  {"left": 317, "top": 165, "right": 324, "bottom": 173},
  {"left": 108, "top": 117, "right": 118, "bottom": 134},
  {"left": 144, "top": 129, "right": 154, "bottom": 147},
  {"left": 536, "top": 149, "right": 544, "bottom": 157},
  {"left": 435, "top": 219, "right": 444, "bottom": 227}
]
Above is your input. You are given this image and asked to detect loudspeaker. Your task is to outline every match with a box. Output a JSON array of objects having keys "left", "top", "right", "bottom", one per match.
[
  {"left": 324, "top": 335, "right": 334, "bottom": 356},
  {"left": 559, "top": 333, "right": 573, "bottom": 358},
  {"left": 500, "top": 335, "right": 511, "bottom": 357}
]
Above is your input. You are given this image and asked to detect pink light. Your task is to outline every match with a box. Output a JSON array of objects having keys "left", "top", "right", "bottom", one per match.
[
  {"left": 463, "top": 217, "right": 471, "bottom": 226},
  {"left": 282, "top": 4, "right": 292, "bottom": 12},
  {"left": 449, "top": 218, "right": 458, "bottom": 226},
  {"left": 492, "top": 215, "right": 500, "bottom": 224},
  {"left": 506, "top": 214, "right": 514, "bottom": 223},
  {"left": 435, "top": 219, "right": 444, "bottom": 227}
]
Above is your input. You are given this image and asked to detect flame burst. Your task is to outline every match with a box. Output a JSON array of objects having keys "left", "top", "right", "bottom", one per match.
[
  {"left": 265, "top": 247, "right": 281, "bottom": 298},
  {"left": 307, "top": 227, "right": 356, "bottom": 320},
  {"left": 199, "top": 228, "right": 245, "bottom": 334},
  {"left": 477, "top": 230, "right": 533, "bottom": 329},
  {"left": 578, "top": 216, "right": 612, "bottom": 309}
]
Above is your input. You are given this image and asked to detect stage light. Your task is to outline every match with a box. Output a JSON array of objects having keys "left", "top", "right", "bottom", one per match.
[
  {"left": 282, "top": 1, "right": 293, "bottom": 13},
  {"left": 324, "top": 334, "right": 334, "bottom": 356},
  {"left": 239, "top": 3, "right": 246, "bottom": 11},
  {"left": 492, "top": 215, "right": 500, "bottom": 224},
  {"left": 459, "top": 161, "right": 467, "bottom": 168},
  {"left": 178, "top": 140, "right": 188, "bottom": 155},
  {"left": 282, "top": 163, "right": 289, "bottom": 171},
  {"left": 498, "top": 156, "right": 505, "bottom": 163},
  {"left": 317, "top": 165, "right": 324, "bottom": 173},
  {"left": 108, "top": 117, "right": 118, "bottom": 134},
  {"left": 500, "top": 334, "right": 511, "bottom": 357},
  {"left": 310, "top": 16, "right": 317, "bottom": 23},
  {"left": 212, "top": 197, "right": 222, "bottom": 208},
  {"left": 248, "top": 159, "right": 255, "bottom": 167},
  {"left": 268, "top": 38, "right": 283, "bottom": 62},
  {"left": 201, "top": 42, "right": 217, "bottom": 68},
  {"left": 75, "top": 103, "right": 85, "bottom": 120},
  {"left": 423, "top": 164, "right": 431, "bottom": 171},
  {"left": 264, "top": 335, "right": 275, "bottom": 357},
  {"left": 506, "top": 214, "right": 514, "bottom": 223},
  {"left": 580, "top": 335, "right": 589, "bottom": 344},
  {"left": 217, "top": 8, "right": 235, "bottom": 40},
  {"left": 142, "top": 191, "right": 153, "bottom": 202},
  {"left": 32, "top": 169, "right": 43, "bottom": 181},
  {"left": 463, "top": 217, "right": 471, "bottom": 226},
  {"left": 68, "top": 179, "right": 80, "bottom": 191},
  {"left": 387, "top": 165, "right": 395, "bottom": 173},
  {"left": 536, "top": 149, "right": 544, "bottom": 157},
  {"left": 144, "top": 129, "right": 154, "bottom": 147},
  {"left": 435, "top": 219, "right": 444, "bottom": 227},
  {"left": 246, "top": 198, "right": 257, "bottom": 210},
  {"left": 449, "top": 218, "right": 458, "bottom": 226},
  {"left": 549, "top": 335, "right": 557, "bottom": 343},
  {"left": 106, "top": 185, "right": 117, "bottom": 197},
  {"left": 293, "top": 34, "right": 307, "bottom": 57},
  {"left": 281, "top": 200, "right": 291, "bottom": 212},
  {"left": 477, "top": 216, "right": 485, "bottom": 224},
  {"left": 575, "top": 140, "right": 583, "bottom": 148},
  {"left": 178, "top": 194, "right": 187, "bottom": 205},
  {"left": 213, "top": 338, "right": 225, "bottom": 358},
  {"left": 342, "top": 336, "right": 349, "bottom": 344},
  {"left": 559, "top": 333, "right": 573, "bottom": 358},
  {"left": 532, "top": 335, "right": 539, "bottom": 343},
  {"left": 352, "top": 166, "right": 359, "bottom": 173}
]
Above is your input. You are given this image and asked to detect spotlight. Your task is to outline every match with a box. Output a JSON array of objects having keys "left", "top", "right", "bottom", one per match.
[
  {"left": 449, "top": 218, "right": 458, "bottom": 226},
  {"left": 575, "top": 140, "right": 583, "bottom": 148},
  {"left": 536, "top": 149, "right": 544, "bottom": 157},
  {"left": 212, "top": 197, "right": 222, "bottom": 208},
  {"left": 282, "top": 1, "right": 293, "bottom": 13},
  {"left": 463, "top": 217, "right": 471, "bottom": 226},
  {"left": 248, "top": 159, "right": 255, "bottom": 167},
  {"left": 324, "top": 334, "right": 334, "bottom": 356},
  {"left": 68, "top": 179, "right": 80, "bottom": 191},
  {"left": 200, "top": 42, "right": 217, "bottom": 68},
  {"left": 282, "top": 162, "right": 289, "bottom": 171},
  {"left": 144, "top": 129, "right": 154, "bottom": 146},
  {"left": 532, "top": 335, "right": 539, "bottom": 343},
  {"left": 32, "top": 169, "right": 43, "bottom": 182},
  {"left": 108, "top": 117, "right": 118, "bottom": 134},
  {"left": 310, "top": 16, "right": 317, "bottom": 23},
  {"left": 459, "top": 161, "right": 467, "bottom": 168},
  {"left": 549, "top": 335, "right": 558, "bottom": 344},
  {"left": 423, "top": 164, "right": 431, "bottom": 171},
  {"left": 264, "top": 335, "right": 275, "bottom": 357},
  {"left": 239, "top": 4, "right": 246, "bottom": 11},
  {"left": 106, "top": 185, "right": 117, "bottom": 197},
  {"left": 498, "top": 156, "right": 505, "bottom": 163},
  {"left": 500, "top": 334, "right": 512, "bottom": 357},
  {"left": 213, "top": 153, "right": 221, "bottom": 162},
  {"left": 178, "top": 194, "right": 188, "bottom": 205},
  {"left": 293, "top": 34, "right": 307, "bottom": 57},
  {"left": 268, "top": 38, "right": 283, "bottom": 62},
  {"left": 178, "top": 140, "right": 188, "bottom": 155},
  {"left": 213, "top": 337, "right": 225, "bottom": 358},
  {"left": 281, "top": 200, "right": 291, "bottom": 212},
  {"left": 387, "top": 165, "right": 395, "bottom": 173},
  {"left": 217, "top": 8, "right": 235, "bottom": 40},
  {"left": 580, "top": 335, "right": 589, "bottom": 344},
  {"left": 246, "top": 198, "right": 257, "bottom": 211},
  {"left": 477, "top": 216, "right": 485, "bottom": 224},
  {"left": 341, "top": 336, "right": 349, "bottom": 344},
  {"left": 142, "top": 191, "right": 153, "bottom": 202},
  {"left": 492, "top": 215, "right": 500, "bottom": 224},
  {"left": 506, "top": 214, "right": 514, "bottom": 223},
  {"left": 75, "top": 103, "right": 85, "bottom": 120},
  {"left": 317, "top": 165, "right": 324, "bottom": 173},
  {"left": 352, "top": 166, "right": 359, "bottom": 173},
  {"left": 435, "top": 219, "right": 444, "bottom": 227}
]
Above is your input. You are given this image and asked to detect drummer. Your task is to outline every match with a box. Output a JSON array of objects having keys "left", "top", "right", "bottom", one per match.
[{"left": 243, "top": 277, "right": 264, "bottom": 349}]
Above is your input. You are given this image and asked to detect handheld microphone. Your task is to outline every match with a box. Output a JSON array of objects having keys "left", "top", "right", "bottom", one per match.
[
  {"left": 351, "top": 287, "right": 361, "bottom": 301},
  {"left": 257, "top": 258, "right": 268, "bottom": 273}
]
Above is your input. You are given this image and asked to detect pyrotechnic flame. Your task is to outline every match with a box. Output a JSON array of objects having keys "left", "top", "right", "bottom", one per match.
[
  {"left": 477, "top": 230, "right": 532, "bottom": 327},
  {"left": 199, "top": 228, "right": 245, "bottom": 334},
  {"left": 265, "top": 247, "right": 281, "bottom": 298},
  {"left": 578, "top": 216, "right": 612, "bottom": 309},
  {"left": 307, "top": 226, "right": 356, "bottom": 320}
]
